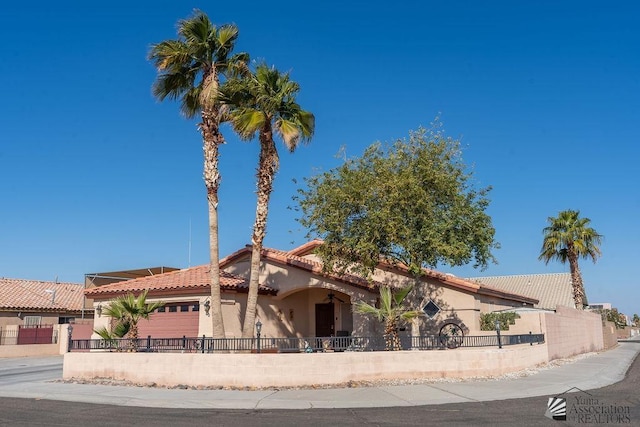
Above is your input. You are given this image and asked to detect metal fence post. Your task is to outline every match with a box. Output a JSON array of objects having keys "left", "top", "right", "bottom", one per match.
[{"left": 202, "top": 335, "right": 205, "bottom": 354}]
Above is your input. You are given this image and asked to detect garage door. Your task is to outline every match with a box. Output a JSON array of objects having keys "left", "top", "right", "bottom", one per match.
[{"left": 137, "top": 301, "right": 200, "bottom": 338}]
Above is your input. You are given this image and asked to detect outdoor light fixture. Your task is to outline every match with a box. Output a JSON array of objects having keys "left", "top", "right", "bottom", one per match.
[
  {"left": 67, "top": 324, "right": 74, "bottom": 353},
  {"left": 96, "top": 303, "right": 102, "bottom": 318},
  {"left": 255, "top": 320, "right": 262, "bottom": 354},
  {"left": 204, "top": 299, "right": 211, "bottom": 316}
]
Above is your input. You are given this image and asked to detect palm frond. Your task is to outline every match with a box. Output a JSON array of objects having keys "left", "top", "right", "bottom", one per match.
[
  {"left": 216, "top": 24, "right": 240, "bottom": 54},
  {"left": 178, "top": 10, "right": 213, "bottom": 47},
  {"left": 231, "top": 109, "right": 265, "bottom": 140},
  {"left": 150, "top": 10, "right": 244, "bottom": 120},
  {"left": 93, "top": 326, "right": 115, "bottom": 340},
  {"left": 148, "top": 40, "right": 192, "bottom": 71},
  {"left": 151, "top": 69, "right": 196, "bottom": 102},
  {"left": 392, "top": 285, "right": 414, "bottom": 306},
  {"left": 222, "top": 62, "right": 314, "bottom": 151},
  {"left": 112, "top": 321, "right": 131, "bottom": 338},
  {"left": 275, "top": 118, "right": 301, "bottom": 151},
  {"left": 353, "top": 301, "right": 384, "bottom": 322},
  {"left": 181, "top": 86, "right": 202, "bottom": 118}
]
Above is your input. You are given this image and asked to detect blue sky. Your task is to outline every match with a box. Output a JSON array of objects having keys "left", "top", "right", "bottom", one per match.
[{"left": 1, "top": 1, "right": 638, "bottom": 317}]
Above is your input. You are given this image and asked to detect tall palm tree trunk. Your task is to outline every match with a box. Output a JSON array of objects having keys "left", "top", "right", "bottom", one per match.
[
  {"left": 242, "top": 129, "right": 278, "bottom": 338},
  {"left": 127, "top": 323, "right": 139, "bottom": 352},
  {"left": 384, "top": 319, "right": 401, "bottom": 351},
  {"left": 201, "top": 110, "right": 226, "bottom": 338},
  {"left": 567, "top": 248, "right": 586, "bottom": 310}
]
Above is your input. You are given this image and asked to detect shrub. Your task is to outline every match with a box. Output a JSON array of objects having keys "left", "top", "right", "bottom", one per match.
[{"left": 480, "top": 312, "right": 520, "bottom": 331}]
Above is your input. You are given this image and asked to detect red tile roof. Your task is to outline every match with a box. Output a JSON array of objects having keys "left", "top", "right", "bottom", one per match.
[
  {"left": 0, "top": 278, "right": 85, "bottom": 312},
  {"left": 220, "top": 245, "right": 382, "bottom": 291},
  {"left": 284, "top": 240, "right": 538, "bottom": 305},
  {"left": 84, "top": 265, "right": 277, "bottom": 298},
  {"left": 83, "top": 241, "right": 538, "bottom": 306}
]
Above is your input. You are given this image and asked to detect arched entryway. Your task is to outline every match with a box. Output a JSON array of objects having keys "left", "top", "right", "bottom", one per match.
[
  {"left": 277, "top": 288, "right": 353, "bottom": 337},
  {"left": 314, "top": 290, "right": 353, "bottom": 337}
]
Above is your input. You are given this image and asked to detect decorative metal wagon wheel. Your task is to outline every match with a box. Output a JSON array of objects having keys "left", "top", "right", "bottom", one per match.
[{"left": 438, "top": 322, "right": 464, "bottom": 349}]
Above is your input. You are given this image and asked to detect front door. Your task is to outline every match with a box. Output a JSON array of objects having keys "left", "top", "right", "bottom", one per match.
[{"left": 315, "top": 303, "right": 334, "bottom": 337}]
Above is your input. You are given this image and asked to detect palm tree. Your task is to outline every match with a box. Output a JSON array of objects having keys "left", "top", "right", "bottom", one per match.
[
  {"left": 354, "top": 285, "right": 423, "bottom": 351},
  {"left": 220, "top": 64, "right": 315, "bottom": 337},
  {"left": 149, "top": 10, "right": 248, "bottom": 338},
  {"left": 539, "top": 209, "right": 603, "bottom": 309},
  {"left": 100, "top": 291, "right": 165, "bottom": 350}
]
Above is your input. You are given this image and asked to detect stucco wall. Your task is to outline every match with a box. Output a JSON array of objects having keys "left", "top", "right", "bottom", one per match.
[
  {"left": 506, "top": 311, "right": 547, "bottom": 334},
  {"left": 64, "top": 344, "right": 549, "bottom": 388},
  {"left": 602, "top": 321, "right": 619, "bottom": 349},
  {"left": 0, "top": 343, "right": 60, "bottom": 358},
  {"left": 543, "top": 306, "right": 604, "bottom": 360}
]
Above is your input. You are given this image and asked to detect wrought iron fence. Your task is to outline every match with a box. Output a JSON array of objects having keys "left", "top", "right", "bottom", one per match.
[
  {"left": 69, "top": 333, "right": 544, "bottom": 353},
  {"left": 0, "top": 328, "right": 17, "bottom": 345}
]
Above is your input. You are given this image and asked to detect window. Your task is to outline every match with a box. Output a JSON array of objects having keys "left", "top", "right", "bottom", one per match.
[
  {"left": 23, "top": 316, "right": 42, "bottom": 326},
  {"left": 58, "top": 317, "right": 75, "bottom": 324},
  {"left": 192, "top": 304, "right": 199, "bottom": 312},
  {"left": 157, "top": 307, "right": 166, "bottom": 313},
  {"left": 423, "top": 300, "right": 441, "bottom": 318},
  {"left": 168, "top": 306, "right": 177, "bottom": 313},
  {"left": 180, "top": 305, "right": 189, "bottom": 312}
]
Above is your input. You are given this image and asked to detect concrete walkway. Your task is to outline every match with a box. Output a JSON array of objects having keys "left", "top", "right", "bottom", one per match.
[{"left": 1, "top": 342, "right": 638, "bottom": 409}]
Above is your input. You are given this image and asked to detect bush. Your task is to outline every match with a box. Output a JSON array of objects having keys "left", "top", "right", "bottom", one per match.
[{"left": 480, "top": 312, "right": 520, "bottom": 331}]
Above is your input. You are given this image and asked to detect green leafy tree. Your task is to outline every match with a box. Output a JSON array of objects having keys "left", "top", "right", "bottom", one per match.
[
  {"left": 297, "top": 121, "right": 498, "bottom": 279},
  {"left": 149, "top": 10, "right": 248, "bottom": 338},
  {"left": 632, "top": 314, "right": 639, "bottom": 328},
  {"left": 354, "top": 285, "right": 422, "bottom": 351},
  {"left": 479, "top": 312, "right": 520, "bottom": 331},
  {"left": 220, "top": 64, "right": 315, "bottom": 337},
  {"left": 539, "top": 210, "right": 603, "bottom": 309},
  {"left": 601, "top": 308, "right": 627, "bottom": 329},
  {"left": 100, "top": 291, "right": 165, "bottom": 350}
]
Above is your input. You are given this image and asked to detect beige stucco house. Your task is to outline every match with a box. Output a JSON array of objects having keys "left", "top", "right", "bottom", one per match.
[
  {"left": 0, "top": 277, "right": 93, "bottom": 347},
  {"left": 86, "top": 241, "right": 537, "bottom": 339},
  {"left": 0, "top": 278, "right": 89, "bottom": 329}
]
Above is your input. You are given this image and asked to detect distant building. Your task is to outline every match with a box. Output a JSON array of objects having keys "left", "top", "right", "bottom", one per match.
[
  {"left": 468, "top": 272, "right": 575, "bottom": 311},
  {"left": 0, "top": 277, "right": 88, "bottom": 328},
  {"left": 588, "top": 302, "right": 612, "bottom": 311}
]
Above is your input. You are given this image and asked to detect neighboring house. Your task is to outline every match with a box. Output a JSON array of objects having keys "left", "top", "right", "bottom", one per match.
[
  {"left": 86, "top": 241, "right": 538, "bottom": 339},
  {"left": 588, "top": 302, "right": 612, "bottom": 311},
  {"left": 468, "top": 273, "right": 575, "bottom": 311},
  {"left": 83, "top": 267, "right": 179, "bottom": 314},
  {"left": 0, "top": 277, "right": 89, "bottom": 329}
]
